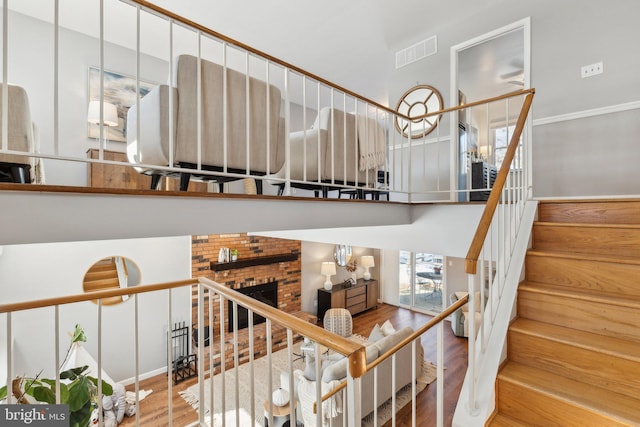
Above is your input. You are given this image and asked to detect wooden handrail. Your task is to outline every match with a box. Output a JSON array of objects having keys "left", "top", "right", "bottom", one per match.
[
  {"left": 465, "top": 90, "right": 536, "bottom": 274},
  {"left": 0, "top": 275, "right": 367, "bottom": 378},
  {"left": 413, "top": 88, "right": 535, "bottom": 120},
  {"left": 198, "top": 278, "right": 367, "bottom": 378},
  {"left": 314, "top": 294, "right": 469, "bottom": 412},
  {"left": 0, "top": 279, "right": 197, "bottom": 313}
]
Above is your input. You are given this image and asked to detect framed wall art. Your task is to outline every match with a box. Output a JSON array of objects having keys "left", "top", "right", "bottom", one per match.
[{"left": 87, "top": 66, "right": 156, "bottom": 143}]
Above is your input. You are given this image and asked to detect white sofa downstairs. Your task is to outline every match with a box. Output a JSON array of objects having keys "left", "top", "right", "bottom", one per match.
[{"left": 290, "top": 326, "right": 424, "bottom": 427}]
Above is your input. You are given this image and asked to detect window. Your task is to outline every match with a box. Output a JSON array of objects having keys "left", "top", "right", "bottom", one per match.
[
  {"left": 494, "top": 124, "right": 519, "bottom": 169},
  {"left": 398, "top": 251, "right": 444, "bottom": 313}
]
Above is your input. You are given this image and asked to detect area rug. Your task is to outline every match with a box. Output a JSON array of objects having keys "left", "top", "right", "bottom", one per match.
[{"left": 180, "top": 341, "right": 437, "bottom": 427}]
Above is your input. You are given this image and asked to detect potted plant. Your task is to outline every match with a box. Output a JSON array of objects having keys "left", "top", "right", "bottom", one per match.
[
  {"left": 0, "top": 324, "right": 113, "bottom": 427},
  {"left": 230, "top": 249, "right": 239, "bottom": 262}
]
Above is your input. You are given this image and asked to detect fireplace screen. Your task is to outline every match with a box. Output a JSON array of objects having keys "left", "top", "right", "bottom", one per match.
[{"left": 228, "top": 281, "right": 278, "bottom": 332}]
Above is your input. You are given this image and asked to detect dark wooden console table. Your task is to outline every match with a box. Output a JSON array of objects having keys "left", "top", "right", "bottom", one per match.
[{"left": 317, "top": 278, "right": 378, "bottom": 320}]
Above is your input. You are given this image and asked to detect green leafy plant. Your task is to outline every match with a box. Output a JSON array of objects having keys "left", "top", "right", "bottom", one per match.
[{"left": 0, "top": 324, "right": 113, "bottom": 427}]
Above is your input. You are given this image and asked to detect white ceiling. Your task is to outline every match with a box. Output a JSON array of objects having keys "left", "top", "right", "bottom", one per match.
[{"left": 9, "top": 0, "right": 524, "bottom": 105}]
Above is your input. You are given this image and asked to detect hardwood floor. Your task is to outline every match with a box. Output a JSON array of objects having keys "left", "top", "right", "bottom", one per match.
[{"left": 120, "top": 303, "right": 468, "bottom": 426}]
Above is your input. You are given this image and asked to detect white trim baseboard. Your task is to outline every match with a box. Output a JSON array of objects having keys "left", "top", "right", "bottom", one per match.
[
  {"left": 119, "top": 366, "right": 168, "bottom": 386},
  {"left": 533, "top": 100, "right": 640, "bottom": 127}
]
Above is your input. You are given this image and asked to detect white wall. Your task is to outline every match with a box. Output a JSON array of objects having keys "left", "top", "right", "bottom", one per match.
[
  {"left": 388, "top": 1, "right": 640, "bottom": 198},
  {"left": 380, "top": 249, "right": 399, "bottom": 306},
  {"left": 0, "top": 236, "right": 191, "bottom": 385},
  {"left": 533, "top": 108, "right": 640, "bottom": 197},
  {"left": 299, "top": 241, "right": 375, "bottom": 316},
  {"left": 261, "top": 204, "right": 484, "bottom": 309},
  {"left": 0, "top": 10, "right": 170, "bottom": 186}
]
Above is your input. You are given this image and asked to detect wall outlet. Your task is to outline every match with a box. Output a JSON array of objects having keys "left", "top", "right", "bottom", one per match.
[
  {"left": 313, "top": 298, "right": 317, "bottom": 307},
  {"left": 581, "top": 61, "right": 603, "bottom": 78}
]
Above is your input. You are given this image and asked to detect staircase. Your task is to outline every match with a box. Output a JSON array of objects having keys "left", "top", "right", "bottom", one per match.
[
  {"left": 83, "top": 258, "right": 123, "bottom": 305},
  {"left": 490, "top": 199, "right": 640, "bottom": 426}
]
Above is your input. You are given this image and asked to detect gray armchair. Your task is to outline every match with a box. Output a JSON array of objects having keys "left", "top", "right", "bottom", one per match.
[{"left": 450, "top": 292, "right": 482, "bottom": 338}]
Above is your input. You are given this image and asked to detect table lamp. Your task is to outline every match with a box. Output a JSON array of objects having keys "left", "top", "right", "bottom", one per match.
[
  {"left": 361, "top": 255, "right": 375, "bottom": 280},
  {"left": 88, "top": 101, "right": 119, "bottom": 149},
  {"left": 321, "top": 261, "right": 336, "bottom": 290}
]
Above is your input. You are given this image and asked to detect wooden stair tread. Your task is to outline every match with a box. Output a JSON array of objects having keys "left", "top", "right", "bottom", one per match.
[
  {"left": 535, "top": 221, "right": 640, "bottom": 230},
  {"left": 84, "top": 277, "right": 120, "bottom": 287},
  {"left": 511, "top": 318, "right": 640, "bottom": 362},
  {"left": 526, "top": 249, "right": 640, "bottom": 265},
  {"left": 84, "top": 270, "right": 118, "bottom": 280},
  {"left": 539, "top": 199, "right": 640, "bottom": 204},
  {"left": 519, "top": 281, "right": 640, "bottom": 310},
  {"left": 489, "top": 413, "right": 531, "bottom": 427},
  {"left": 499, "top": 362, "right": 640, "bottom": 423}
]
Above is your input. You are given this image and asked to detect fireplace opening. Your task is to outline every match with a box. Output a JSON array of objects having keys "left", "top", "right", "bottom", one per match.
[{"left": 228, "top": 281, "right": 278, "bottom": 333}]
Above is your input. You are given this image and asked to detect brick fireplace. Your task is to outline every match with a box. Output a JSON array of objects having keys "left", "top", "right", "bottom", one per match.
[{"left": 191, "top": 233, "right": 311, "bottom": 371}]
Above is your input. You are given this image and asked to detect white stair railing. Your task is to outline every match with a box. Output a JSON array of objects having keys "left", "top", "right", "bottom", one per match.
[{"left": 452, "top": 91, "right": 536, "bottom": 426}]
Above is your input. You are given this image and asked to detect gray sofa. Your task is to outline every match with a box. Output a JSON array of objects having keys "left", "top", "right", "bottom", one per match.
[
  {"left": 126, "top": 54, "right": 285, "bottom": 192},
  {"left": 292, "top": 326, "right": 423, "bottom": 426},
  {"left": 0, "top": 83, "right": 43, "bottom": 184},
  {"left": 268, "top": 107, "right": 383, "bottom": 197}
]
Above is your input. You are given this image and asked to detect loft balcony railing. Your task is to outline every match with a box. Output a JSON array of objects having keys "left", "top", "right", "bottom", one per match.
[
  {"left": 0, "top": 0, "right": 532, "bottom": 203},
  {"left": 0, "top": 276, "right": 468, "bottom": 427}
]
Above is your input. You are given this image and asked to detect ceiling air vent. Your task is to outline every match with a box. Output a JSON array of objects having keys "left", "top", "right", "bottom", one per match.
[{"left": 395, "top": 35, "right": 437, "bottom": 69}]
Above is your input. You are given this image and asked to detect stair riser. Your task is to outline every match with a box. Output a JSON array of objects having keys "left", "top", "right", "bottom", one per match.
[
  {"left": 539, "top": 201, "right": 640, "bottom": 224},
  {"left": 508, "top": 330, "right": 640, "bottom": 397},
  {"left": 518, "top": 290, "right": 640, "bottom": 342},
  {"left": 533, "top": 224, "right": 640, "bottom": 257},
  {"left": 497, "top": 377, "right": 627, "bottom": 427},
  {"left": 526, "top": 255, "right": 640, "bottom": 298}
]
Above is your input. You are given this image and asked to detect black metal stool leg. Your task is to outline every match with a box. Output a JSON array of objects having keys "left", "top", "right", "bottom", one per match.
[
  {"left": 179, "top": 173, "right": 191, "bottom": 191},
  {"left": 150, "top": 174, "right": 162, "bottom": 190},
  {"left": 9, "top": 165, "right": 29, "bottom": 183}
]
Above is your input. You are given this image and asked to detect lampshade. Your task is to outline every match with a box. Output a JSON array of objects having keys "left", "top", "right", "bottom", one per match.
[
  {"left": 87, "top": 101, "right": 119, "bottom": 127},
  {"left": 360, "top": 256, "right": 375, "bottom": 268},
  {"left": 320, "top": 261, "right": 336, "bottom": 276}
]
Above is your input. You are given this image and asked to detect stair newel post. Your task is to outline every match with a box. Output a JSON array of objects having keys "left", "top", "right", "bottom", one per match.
[{"left": 467, "top": 273, "right": 480, "bottom": 415}]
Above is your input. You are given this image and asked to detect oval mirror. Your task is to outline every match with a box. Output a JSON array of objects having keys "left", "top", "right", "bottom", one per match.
[
  {"left": 334, "top": 245, "right": 353, "bottom": 267},
  {"left": 83, "top": 256, "right": 141, "bottom": 305}
]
